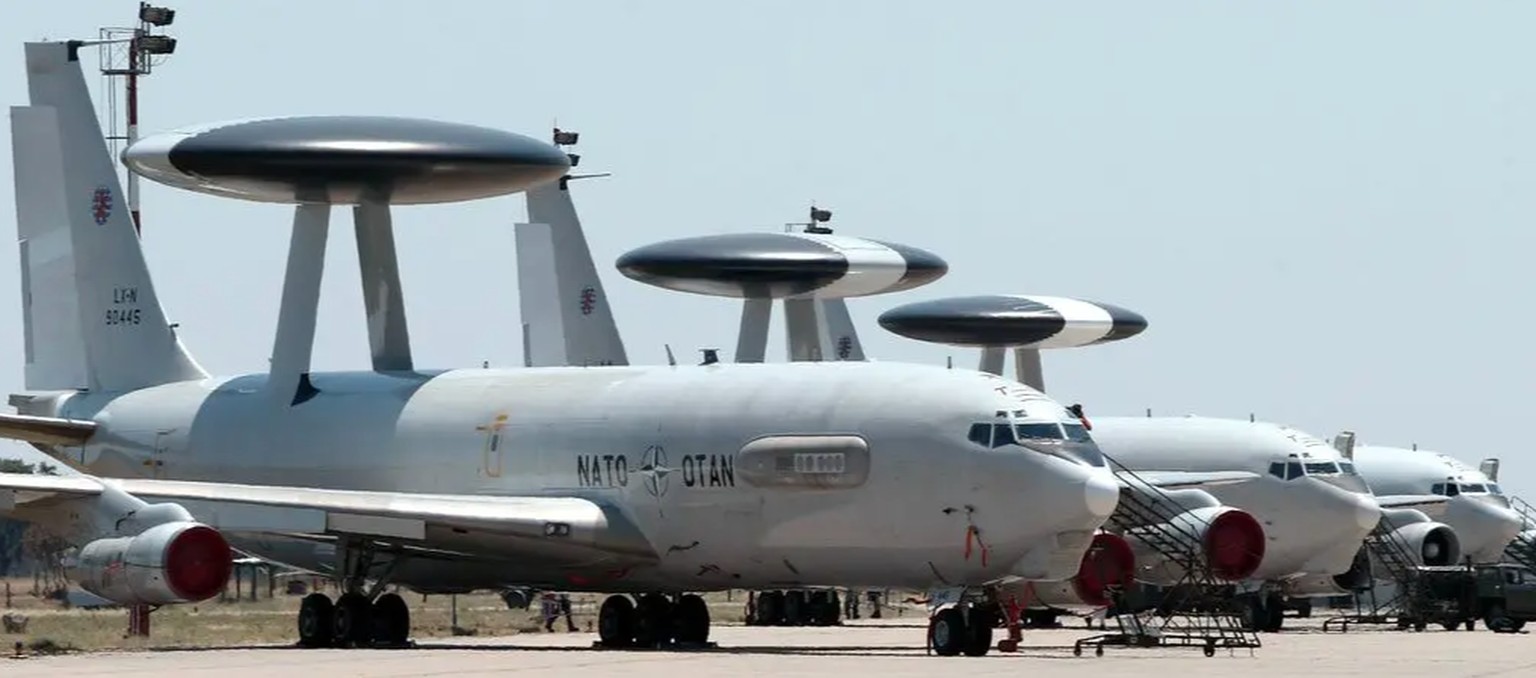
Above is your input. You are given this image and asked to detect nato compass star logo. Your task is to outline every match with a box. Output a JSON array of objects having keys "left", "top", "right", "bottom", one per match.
[
  {"left": 638, "top": 445, "right": 673, "bottom": 499},
  {"left": 90, "top": 186, "right": 113, "bottom": 225}
]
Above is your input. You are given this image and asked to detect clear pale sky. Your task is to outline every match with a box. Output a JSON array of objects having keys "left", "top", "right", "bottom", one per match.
[{"left": 0, "top": 2, "right": 1531, "bottom": 499}]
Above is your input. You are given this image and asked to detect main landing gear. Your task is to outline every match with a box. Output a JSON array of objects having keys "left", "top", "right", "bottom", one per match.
[
  {"left": 927, "top": 598, "right": 1001, "bottom": 657},
  {"left": 297, "top": 540, "right": 412, "bottom": 649},
  {"left": 597, "top": 593, "right": 713, "bottom": 649}
]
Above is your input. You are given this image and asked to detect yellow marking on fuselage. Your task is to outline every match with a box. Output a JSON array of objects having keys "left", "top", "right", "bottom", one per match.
[{"left": 476, "top": 413, "right": 509, "bottom": 478}]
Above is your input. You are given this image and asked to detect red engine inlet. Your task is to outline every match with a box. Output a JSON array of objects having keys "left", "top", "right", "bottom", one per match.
[
  {"left": 1070, "top": 532, "right": 1136, "bottom": 607},
  {"left": 1203, "top": 510, "right": 1266, "bottom": 581},
  {"left": 165, "top": 525, "right": 234, "bottom": 602}
]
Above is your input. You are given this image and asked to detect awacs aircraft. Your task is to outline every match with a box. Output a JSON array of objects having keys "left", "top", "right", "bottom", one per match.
[
  {"left": 508, "top": 145, "right": 1335, "bottom": 649},
  {"left": 1344, "top": 441, "right": 1524, "bottom": 564},
  {"left": 0, "top": 40, "right": 1121, "bottom": 653},
  {"left": 874, "top": 297, "right": 1474, "bottom": 632}
]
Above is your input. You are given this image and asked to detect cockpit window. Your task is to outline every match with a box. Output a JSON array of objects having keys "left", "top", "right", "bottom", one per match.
[
  {"left": 968, "top": 423, "right": 992, "bottom": 447},
  {"left": 1061, "top": 423, "right": 1093, "bottom": 443},
  {"left": 1268, "top": 462, "right": 1286, "bottom": 479},
  {"left": 1304, "top": 461, "right": 1340, "bottom": 476},
  {"left": 1489, "top": 483, "right": 1504, "bottom": 495},
  {"left": 1462, "top": 483, "right": 1487, "bottom": 494},
  {"left": 964, "top": 418, "right": 1104, "bottom": 467},
  {"left": 992, "top": 424, "right": 1020, "bottom": 448},
  {"left": 1338, "top": 461, "right": 1358, "bottom": 476},
  {"left": 1285, "top": 461, "right": 1303, "bottom": 480},
  {"left": 1015, "top": 423, "right": 1065, "bottom": 441}
]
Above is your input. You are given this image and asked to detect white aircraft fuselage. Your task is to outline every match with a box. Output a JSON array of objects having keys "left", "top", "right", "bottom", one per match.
[
  {"left": 37, "top": 362, "right": 1120, "bottom": 594},
  {"left": 1090, "top": 416, "right": 1381, "bottom": 584},
  {"left": 1351, "top": 444, "right": 1523, "bottom": 563}
]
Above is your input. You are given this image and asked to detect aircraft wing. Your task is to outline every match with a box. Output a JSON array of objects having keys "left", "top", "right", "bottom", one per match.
[
  {"left": 1374, "top": 493, "right": 1450, "bottom": 516},
  {"left": 0, "top": 471, "right": 103, "bottom": 506},
  {"left": 0, "top": 412, "right": 96, "bottom": 446},
  {"left": 1125, "top": 470, "right": 1261, "bottom": 490},
  {"left": 0, "top": 472, "right": 659, "bottom": 567}
]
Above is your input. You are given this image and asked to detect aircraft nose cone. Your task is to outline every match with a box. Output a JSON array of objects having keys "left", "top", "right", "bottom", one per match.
[
  {"left": 1353, "top": 494, "right": 1382, "bottom": 531},
  {"left": 1084, "top": 471, "right": 1120, "bottom": 519}
]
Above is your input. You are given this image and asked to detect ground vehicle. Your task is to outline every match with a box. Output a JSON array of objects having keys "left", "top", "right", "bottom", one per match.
[{"left": 1400, "top": 563, "right": 1536, "bottom": 633}]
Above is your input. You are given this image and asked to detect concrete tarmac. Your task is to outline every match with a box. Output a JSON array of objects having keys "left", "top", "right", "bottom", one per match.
[{"left": 5, "top": 618, "right": 1534, "bottom": 677}]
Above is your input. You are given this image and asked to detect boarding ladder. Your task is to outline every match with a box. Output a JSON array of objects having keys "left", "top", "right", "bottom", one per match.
[
  {"left": 1323, "top": 511, "right": 1430, "bottom": 631},
  {"left": 1505, "top": 496, "right": 1536, "bottom": 571},
  {"left": 1072, "top": 454, "right": 1261, "bottom": 657}
]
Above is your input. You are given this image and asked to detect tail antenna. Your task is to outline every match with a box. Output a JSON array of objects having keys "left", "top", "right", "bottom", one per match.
[{"left": 664, "top": 344, "right": 677, "bottom": 367}]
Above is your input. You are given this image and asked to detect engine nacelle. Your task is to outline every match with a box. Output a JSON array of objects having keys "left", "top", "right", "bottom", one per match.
[
  {"left": 1127, "top": 506, "right": 1266, "bottom": 583},
  {"left": 1069, "top": 532, "right": 1137, "bottom": 607},
  {"left": 1008, "top": 532, "right": 1137, "bottom": 610},
  {"left": 72, "top": 521, "right": 233, "bottom": 605},
  {"left": 1386, "top": 521, "right": 1461, "bottom": 567}
]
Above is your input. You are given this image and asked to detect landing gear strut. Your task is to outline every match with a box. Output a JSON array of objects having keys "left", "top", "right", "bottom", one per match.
[
  {"left": 295, "top": 539, "right": 412, "bottom": 648},
  {"left": 597, "top": 592, "right": 714, "bottom": 649}
]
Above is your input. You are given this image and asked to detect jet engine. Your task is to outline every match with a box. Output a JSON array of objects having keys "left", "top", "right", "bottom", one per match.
[
  {"left": 1384, "top": 521, "right": 1461, "bottom": 567},
  {"left": 1069, "top": 532, "right": 1137, "bottom": 606},
  {"left": 72, "top": 521, "right": 233, "bottom": 605},
  {"left": 1009, "top": 531, "right": 1137, "bottom": 609},
  {"left": 1126, "top": 506, "right": 1266, "bottom": 583}
]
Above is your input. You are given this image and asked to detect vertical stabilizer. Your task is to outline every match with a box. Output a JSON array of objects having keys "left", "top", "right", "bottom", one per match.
[
  {"left": 12, "top": 41, "right": 204, "bottom": 392},
  {"left": 819, "top": 299, "right": 866, "bottom": 361},
  {"left": 515, "top": 178, "right": 628, "bottom": 367}
]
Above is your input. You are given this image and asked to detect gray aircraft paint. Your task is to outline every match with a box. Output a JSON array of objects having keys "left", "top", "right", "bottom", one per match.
[
  {"left": 1, "top": 40, "right": 1121, "bottom": 600},
  {"left": 1349, "top": 444, "right": 1523, "bottom": 563}
]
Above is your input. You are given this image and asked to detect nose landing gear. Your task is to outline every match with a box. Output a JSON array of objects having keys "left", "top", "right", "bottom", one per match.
[{"left": 927, "top": 599, "right": 1000, "bottom": 657}]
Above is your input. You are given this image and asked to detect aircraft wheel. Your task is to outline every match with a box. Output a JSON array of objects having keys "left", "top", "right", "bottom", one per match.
[
  {"left": 963, "top": 607, "right": 993, "bottom": 657},
  {"left": 673, "top": 594, "right": 711, "bottom": 644},
  {"left": 371, "top": 592, "right": 411, "bottom": 646},
  {"left": 784, "top": 590, "right": 808, "bottom": 626},
  {"left": 333, "top": 592, "right": 373, "bottom": 647},
  {"left": 598, "top": 595, "right": 636, "bottom": 647},
  {"left": 297, "top": 593, "right": 334, "bottom": 648},
  {"left": 755, "top": 591, "right": 784, "bottom": 626},
  {"left": 1262, "top": 596, "right": 1285, "bottom": 633},
  {"left": 633, "top": 593, "right": 674, "bottom": 647},
  {"left": 930, "top": 607, "right": 966, "bottom": 657}
]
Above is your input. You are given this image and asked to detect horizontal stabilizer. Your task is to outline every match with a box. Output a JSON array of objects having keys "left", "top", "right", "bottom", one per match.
[{"left": 0, "top": 412, "right": 96, "bottom": 446}]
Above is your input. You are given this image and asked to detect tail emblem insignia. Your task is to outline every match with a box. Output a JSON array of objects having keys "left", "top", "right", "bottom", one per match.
[{"left": 91, "top": 186, "right": 113, "bottom": 225}]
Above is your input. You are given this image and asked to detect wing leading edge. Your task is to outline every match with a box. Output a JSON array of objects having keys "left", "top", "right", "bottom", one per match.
[{"left": 0, "top": 472, "right": 659, "bottom": 567}]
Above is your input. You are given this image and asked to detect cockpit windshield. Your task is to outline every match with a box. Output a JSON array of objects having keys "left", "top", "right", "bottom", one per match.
[
  {"left": 1432, "top": 482, "right": 1498, "bottom": 496},
  {"left": 1267, "top": 456, "right": 1370, "bottom": 492},
  {"left": 965, "top": 417, "right": 1105, "bottom": 467}
]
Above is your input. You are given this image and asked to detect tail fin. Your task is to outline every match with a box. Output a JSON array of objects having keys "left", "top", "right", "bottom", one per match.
[
  {"left": 819, "top": 299, "right": 866, "bottom": 361},
  {"left": 11, "top": 41, "right": 204, "bottom": 392},
  {"left": 514, "top": 177, "right": 628, "bottom": 367}
]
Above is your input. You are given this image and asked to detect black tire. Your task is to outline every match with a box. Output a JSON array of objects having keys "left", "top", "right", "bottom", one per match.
[
  {"left": 673, "top": 594, "right": 710, "bottom": 644},
  {"left": 333, "top": 592, "right": 373, "bottom": 647},
  {"left": 633, "top": 593, "right": 674, "bottom": 647},
  {"left": 598, "top": 595, "right": 636, "bottom": 647},
  {"left": 371, "top": 593, "right": 411, "bottom": 646},
  {"left": 963, "top": 608, "right": 993, "bottom": 657},
  {"left": 1484, "top": 604, "right": 1512, "bottom": 633},
  {"left": 755, "top": 591, "right": 783, "bottom": 626},
  {"left": 784, "top": 590, "right": 808, "bottom": 626},
  {"left": 828, "top": 591, "right": 841, "bottom": 624},
  {"left": 297, "top": 593, "right": 334, "bottom": 648},
  {"left": 1263, "top": 601, "right": 1285, "bottom": 633},
  {"left": 930, "top": 607, "right": 966, "bottom": 657}
]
